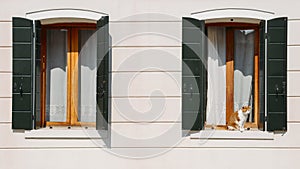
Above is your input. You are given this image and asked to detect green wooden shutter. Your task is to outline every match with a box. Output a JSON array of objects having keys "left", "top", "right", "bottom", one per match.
[
  {"left": 258, "top": 20, "right": 266, "bottom": 131},
  {"left": 182, "top": 17, "right": 206, "bottom": 130},
  {"left": 12, "top": 17, "right": 34, "bottom": 129},
  {"left": 266, "top": 17, "right": 287, "bottom": 131},
  {"left": 34, "top": 20, "right": 41, "bottom": 128},
  {"left": 96, "top": 16, "right": 110, "bottom": 133}
]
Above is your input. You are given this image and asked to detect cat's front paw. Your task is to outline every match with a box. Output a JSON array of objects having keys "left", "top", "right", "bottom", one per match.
[
  {"left": 227, "top": 126, "right": 235, "bottom": 131},
  {"left": 239, "top": 128, "right": 245, "bottom": 132}
]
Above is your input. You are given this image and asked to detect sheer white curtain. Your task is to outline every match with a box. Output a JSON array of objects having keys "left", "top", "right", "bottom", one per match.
[
  {"left": 46, "top": 29, "right": 67, "bottom": 122},
  {"left": 234, "top": 29, "right": 254, "bottom": 120},
  {"left": 206, "top": 27, "right": 227, "bottom": 126},
  {"left": 78, "top": 30, "right": 97, "bottom": 122}
]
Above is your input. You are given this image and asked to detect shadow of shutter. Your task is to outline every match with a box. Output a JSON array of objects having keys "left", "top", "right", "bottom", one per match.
[
  {"left": 258, "top": 20, "right": 266, "bottom": 131},
  {"left": 34, "top": 20, "right": 41, "bottom": 129}
]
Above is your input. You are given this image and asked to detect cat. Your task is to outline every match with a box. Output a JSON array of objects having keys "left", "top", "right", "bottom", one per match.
[{"left": 227, "top": 106, "right": 251, "bottom": 132}]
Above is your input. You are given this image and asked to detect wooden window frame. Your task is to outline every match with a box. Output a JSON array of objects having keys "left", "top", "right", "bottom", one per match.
[
  {"left": 40, "top": 23, "right": 97, "bottom": 127},
  {"left": 205, "top": 23, "right": 260, "bottom": 129}
]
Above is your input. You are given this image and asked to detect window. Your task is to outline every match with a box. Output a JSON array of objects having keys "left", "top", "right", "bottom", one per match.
[
  {"left": 182, "top": 17, "right": 287, "bottom": 132},
  {"left": 41, "top": 23, "right": 97, "bottom": 127},
  {"left": 12, "top": 16, "right": 110, "bottom": 131},
  {"left": 204, "top": 23, "right": 259, "bottom": 129}
]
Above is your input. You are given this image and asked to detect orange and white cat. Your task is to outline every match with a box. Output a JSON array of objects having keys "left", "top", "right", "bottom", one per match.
[{"left": 227, "top": 106, "right": 251, "bottom": 132}]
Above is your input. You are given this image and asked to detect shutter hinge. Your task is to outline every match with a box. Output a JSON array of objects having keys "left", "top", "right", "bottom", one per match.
[
  {"left": 33, "top": 31, "right": 36, "bottom": 38},
  {"left": 264, "top": 33, "right": 268, "bottom": 39},
  {"left": 32, "top": 114, "right": 35, "bottom": 120},
  {"left": 264, "top": 116, "right": 268, "bottom": 121}
]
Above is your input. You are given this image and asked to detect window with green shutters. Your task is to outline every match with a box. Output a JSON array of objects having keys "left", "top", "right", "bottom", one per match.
[
  {"left": 182, "top": 17, "right": 287, "bottom": 132},
  {"left": 12, "top": 16, "right": 111, "bottom": 132}
]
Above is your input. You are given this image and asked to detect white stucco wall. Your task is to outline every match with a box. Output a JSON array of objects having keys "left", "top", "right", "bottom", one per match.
[{"left": 1, "top": 0, "right": 300, "bottom": 168}]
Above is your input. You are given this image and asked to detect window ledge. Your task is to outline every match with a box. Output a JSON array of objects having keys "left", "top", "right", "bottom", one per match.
[
  {"left": 25, "top": 128, "right": 102, "bottom": 139},
  {"left": 190, "top": 130, "right": 274, "bottom": 140}
]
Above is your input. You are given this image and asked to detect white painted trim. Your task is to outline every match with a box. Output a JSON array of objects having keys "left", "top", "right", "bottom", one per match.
[
  {"left": 25, "top": 8, "right": 107, "bottom": 24},
  {"left": 25, "top": 128, "right": 103, "bottom": 139},
  {"left": 190, "top": 8, "right": 275, "bottom": 21},
  {"left": 205, "top": 18, "right": 260, "bottom": 24},
  {"left": 190, "top": 130, "right": 274, "bottom": 140},
  {"left": 39, "top": 18, "right": 97, "bottom": 25}
]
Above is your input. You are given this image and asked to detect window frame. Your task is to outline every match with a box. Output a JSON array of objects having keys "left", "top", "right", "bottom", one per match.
[
  {"left": 40, "top": 23, "right": 97, "bottom": 127},
  {"left": 204, "top": 22, "right": 260, "bottom": 130}
]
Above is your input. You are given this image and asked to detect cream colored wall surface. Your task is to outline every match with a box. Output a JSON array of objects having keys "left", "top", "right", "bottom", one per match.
[
  {"left": 0, "top": 0, "right": 300, "bottom": 20},
  {"left": 1, "top": 148, "right": 300, "bottom": 169},
  {"left": 1, "top": 0, "right": 300, "bottom": 168}
]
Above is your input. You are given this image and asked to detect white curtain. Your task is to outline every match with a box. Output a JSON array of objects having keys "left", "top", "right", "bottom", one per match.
[
  {"left": 234, "top": 29, "right": 254, "bottom": 121},
  {"left": 46, "top": 29, "right": 67, "bottom": 122},
  {"left": 78, "top": 30, "right": 97, "bottom": 122},
  {"left": 206, "top": 27, "right": 227, "bottom": 125}
]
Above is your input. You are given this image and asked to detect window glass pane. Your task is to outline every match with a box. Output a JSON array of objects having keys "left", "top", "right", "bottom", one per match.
[
  {"left": 46, "top": 29, "right": 68, "bottom": 122},
  {"left": 234, "top": 29, "right": 255, "bottom": 122},
  {"left": 78, "top": 29, "right": 97, "bottom": 122}
]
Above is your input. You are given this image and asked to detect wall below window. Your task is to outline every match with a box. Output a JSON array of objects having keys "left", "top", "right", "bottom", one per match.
[{"left": 1, "top": 148, "right": 300, "bottom": 169}]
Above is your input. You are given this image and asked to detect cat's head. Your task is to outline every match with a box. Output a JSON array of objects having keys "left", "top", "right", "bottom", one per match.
[{"left": 241, "top": 106, "right": 251, "bottom": 115}]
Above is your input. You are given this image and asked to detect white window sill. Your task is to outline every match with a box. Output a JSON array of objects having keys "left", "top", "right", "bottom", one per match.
[
  {"left": 190, "top": 130, "right": 274, "bottom": 140},
  {"left": 25, "top": 128, "right": 103, "bottom": 139}
]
